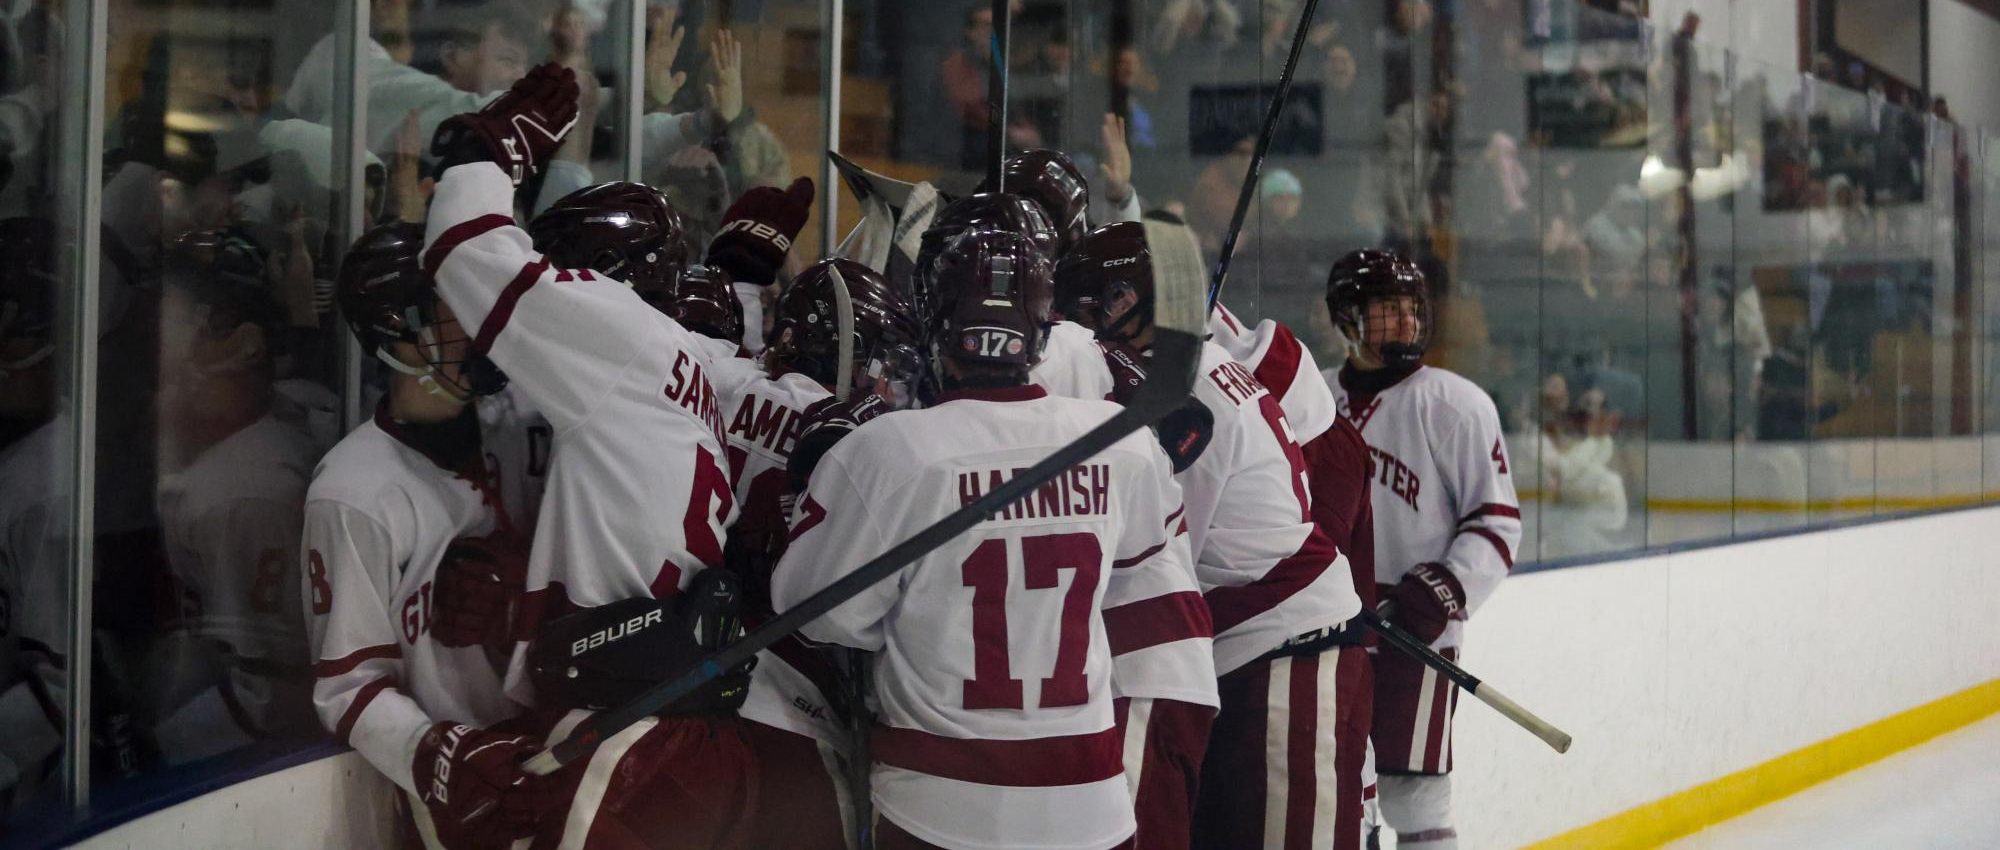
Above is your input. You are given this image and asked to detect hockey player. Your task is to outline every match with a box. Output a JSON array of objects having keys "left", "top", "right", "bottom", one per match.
[
  {"left": 1049, "top": 220, "right": 1363, "bottom": 850},
  {"left": 304, "top": 222, "right": 557, "bottom": 847},
  {"left": 771, "top": 229, "right": 1210, "bottom": 850},
  {"left": 716, "top": 258, "right": 925, "bottom": 850},
  {"left": 1324, "top": 250, "right": 1520, "bottom": 850},
  {"left": 422, "top": 64, "right": 777, "bottom": 846},
  {"left": 1208, "top": 302, "right": 1379, "bottom": 850}
]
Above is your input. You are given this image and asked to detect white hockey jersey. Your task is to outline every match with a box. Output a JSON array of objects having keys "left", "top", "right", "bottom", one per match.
[
  {"left": 424, "top": 162, "right": 737, "bottom": 703},
  {"left": 302, "top": 391, "right": 549, "bottom": 793},
  {"left": 1209, "top": 305, "right": 1338, "bottom": 444},
  {"left": 714, "top": 359, "right": 848, "bottom": 744},
  {"left": 1328, "top": 365, "right": 1522, "bottom": 648},
  {"left": 771, "top": 386, "right": 1208, "bottom": 850},
  {"left": 1029, "top": 320, "right": 1116, "bottom": 402},
  {"left": 1036, "top": 336, "right": 1360, "bottom": 674}
]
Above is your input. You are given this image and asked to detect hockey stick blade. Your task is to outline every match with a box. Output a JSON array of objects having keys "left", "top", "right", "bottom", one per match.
[
  {"left": 524, "top": 233, "right": 1206, "bottom": 777},
  {"left": 1206, "top": 0, "right": 1320, "bottom": 315},
  {"left": 1360, "top": 610, "right": 1573, "bottom": 754}
]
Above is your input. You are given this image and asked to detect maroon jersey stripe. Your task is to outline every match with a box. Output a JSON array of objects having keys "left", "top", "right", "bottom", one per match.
[
  {"left": 1458, "top": 503, "right": 1521, "bottom": 524},
  {"left": 314, "top": 643, "right": 402, "bottom": 678},
  {"left": 1104, "top": 591, "right": 1214, "bottom": 655},
  {"left": 1459, "top": 527, "right": 1514, "bottom": 568},
  {"left": 1204, "top": 539, "right": 1336, "bottom": 636},
  {"left": 472, "top": 258, "right": 551, "bottom": 356},
  {"left": 872, "top": 723, "right": 1125, "bottom": 787},
  {"left": 1250, "top": 324, "right": 1305, "bottom": 405},
  {"left": 335, "top": 675, "right": 399, "bottom": 744},
  {"left": 422, "top": 214, "right": 512, "bottom": 277}
]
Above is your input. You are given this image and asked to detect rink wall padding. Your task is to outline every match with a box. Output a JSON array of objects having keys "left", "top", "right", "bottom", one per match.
[{"left": 1449, "top": 503, "right": 2000, "bottom": 848}]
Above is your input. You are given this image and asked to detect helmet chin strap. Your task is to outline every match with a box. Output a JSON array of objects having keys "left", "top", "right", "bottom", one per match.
[{"left": 376, "top": 336, "right": 471, "bottom": 404}]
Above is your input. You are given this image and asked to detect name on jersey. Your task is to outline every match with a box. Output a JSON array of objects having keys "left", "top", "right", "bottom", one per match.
[
  {"left": 958, "top": 463, "right": 1112, "bottom": 522},
  {"left": 664, "top": 351, "right": 727, "bottom": 444},
  {"left": 1368, "top": 445, "right": 1422, "bottom": 511},
  {"left": 1206, "top": 360, "right": 1267, "bottom": 407},
  {"left": 726, "top": 394, "right": 803, "bottom": 459}
]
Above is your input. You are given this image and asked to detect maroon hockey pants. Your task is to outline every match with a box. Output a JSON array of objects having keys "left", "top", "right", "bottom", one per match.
[
  {"left": 1115, "top": 697, "right": 1216, "bottom": 850},
  {"left": 1192, "top": 645, "right": 1372, "bottom": 850}
]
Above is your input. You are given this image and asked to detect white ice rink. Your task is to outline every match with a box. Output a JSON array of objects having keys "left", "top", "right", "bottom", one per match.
[{"left": 1664, "top": 712, "right": 2000, "bottom": 850}]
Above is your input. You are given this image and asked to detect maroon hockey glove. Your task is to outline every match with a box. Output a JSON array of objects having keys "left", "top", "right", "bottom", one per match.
[
  {"left": 1380, "top": 562, "right": 1465, "bottom": 645},
  {"left": 413, "top": 722, "right": 560, "bottom": 847},
  {"left": 706, "top": 177, "right": 814, "bottom": 286},
  {"left": 431, "top": 63, "right": 580, "bottom": 185},
  {"left": 787, "top": 392, "right": 892, "bottom": 492},
  {"left": 1101, "top": 341, "right": 1212, "bottom": 473},
  {"left": 431, "top": 536, "right": 529, "bottom": 651}
]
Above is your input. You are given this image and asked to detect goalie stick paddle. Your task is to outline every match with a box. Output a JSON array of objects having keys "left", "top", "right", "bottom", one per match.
[
  {"left": 1206, "top": 0, "right": 1320, "bottom": 315},
  {"left": 521, "top": 221, "right": 1207, "bottom": 779},
  {"left": 1360, "top": 610, "right": 1574, "bottom": 754}
]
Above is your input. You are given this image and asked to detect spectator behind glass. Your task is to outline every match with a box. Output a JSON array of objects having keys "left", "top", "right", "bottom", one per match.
[
  {"left": 940, "top": 2, "right": 996, "bottom": 171},
  {"left": 1531, "top": 372, "right": 1628, "bottom": 559},
  {"left": 147, "top": 234, "right": 322, "bottom": 764}
]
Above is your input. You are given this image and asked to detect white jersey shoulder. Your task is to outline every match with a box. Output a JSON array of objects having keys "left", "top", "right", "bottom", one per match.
[{"left": 1030, "top": 319, "right": 1115, "bottom": 401}]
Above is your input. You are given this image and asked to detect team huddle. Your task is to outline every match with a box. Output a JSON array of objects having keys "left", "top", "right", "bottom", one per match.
[{"left": 307, "top": 63, "right": 1520, "bottom": 850}]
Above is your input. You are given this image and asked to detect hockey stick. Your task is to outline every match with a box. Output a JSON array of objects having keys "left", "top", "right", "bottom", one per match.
[
  {"left": 1360, "top": 609, "right": 1573, "bottom": 754},
  {"left": 1205, "top": 0, "right": 1320, "bottom": 315},
  {"left": 521, "top": 220, "right": 1207, "bottom": 779},
  {"left": 986, "top": 0, "right": 1010, "bottom": 190}
]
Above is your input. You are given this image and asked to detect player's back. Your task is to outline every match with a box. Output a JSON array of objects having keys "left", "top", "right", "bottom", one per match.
[{"left": 777, "top": 386, "right": 1175, "bottom": 850}]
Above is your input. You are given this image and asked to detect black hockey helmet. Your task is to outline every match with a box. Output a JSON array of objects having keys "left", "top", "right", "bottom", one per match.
[
  {"left": 767, "top": 258, "right": 924, "bottom": 398},
  {"left": 928, "top": 229, "right": 1053, "bottom": 380},
  {"left": 529, "top": 181, "right": 691, "bottom": 307},
  {"left": 913, "top": 192, "right": 1057, "bottom": 331},
  {"left": 337, "top": 221, "right": 506, "bottom": 398},
  {"left": 1052, "top": 220, "right": 1155, "bottom": 345},
  {"left": 670, "top": 262, "right": 746, "bottom": 345},
  {"left": 1325, "top": 248, "right": 1430, "bottom": 368},
  {"left": 979, "top": 149, "right": 1090, "bottom": 254}
]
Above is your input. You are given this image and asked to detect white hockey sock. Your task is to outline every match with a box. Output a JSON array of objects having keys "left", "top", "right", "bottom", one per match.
[{"left": 1378, "top": 773, "right": 1458, "bottom": 849}]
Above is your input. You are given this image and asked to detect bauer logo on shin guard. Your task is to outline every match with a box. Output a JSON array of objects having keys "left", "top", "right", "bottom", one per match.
[{"left": 570, "top": 607, "right": 667, "bottom": 657}]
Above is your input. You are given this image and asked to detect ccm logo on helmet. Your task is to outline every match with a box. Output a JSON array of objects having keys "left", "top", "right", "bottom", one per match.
[
  {"left": 718, "top": 219, "right": 793, "bottom": 251},
  {"left": 570, "top": 607, "right": 666, "bottom": 657},
  {"left": 1101, "top": 256, "right": 1138, "bottom": 267}
]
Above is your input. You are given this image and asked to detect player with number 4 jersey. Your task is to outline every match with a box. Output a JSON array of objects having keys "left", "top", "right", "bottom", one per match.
[{"left": 1324, "top": 250, "right": 1521, "bottom": 850}]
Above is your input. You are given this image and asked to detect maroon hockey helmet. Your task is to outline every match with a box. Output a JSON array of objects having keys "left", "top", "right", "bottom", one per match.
[
  {"left": 767, "top": 258, "right": 924, "bottom": 397},
  {"left": 669, "top": 263, "right": 746, "bottom": 345},
  {"left": 913, "top": 193, "right": 1057, "bottom": 331},
  {"left": 1325, "top": 248, "right": 1430, "bottom": 367},
  {"left": 928, "top": 229, "right": 1053, "bottom": 378},
  {"left": 1051, "top": 220, "right": 1155, "bottom": 344},
  {"left": 528, "top": 181, "right": 691, "bottom": 306},
  {"left": 979, "top": 149, "right": 1090, "bottom": 254},
  {"left": 337, "top": 221, "right": 506, "bottom": 397}
]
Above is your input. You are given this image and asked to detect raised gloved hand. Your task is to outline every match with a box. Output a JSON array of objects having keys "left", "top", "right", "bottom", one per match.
[
  {"left": 431, "top": 536, "right": 528, "bottom": 651},
  {"left": 706, "top": 177, "right": 814, "bottom": 286},
  {"left": 1379, "top": 562, "right": 1465, "bottom": 645},
  {"left": 431, "top": 63, "right": 580, "bottom": 185},
  {"left": 412, "top": 722, "right": 561, "bottom": 846},
  {"left": 787, "top": 392, "right": 893, "bottom": 491}
]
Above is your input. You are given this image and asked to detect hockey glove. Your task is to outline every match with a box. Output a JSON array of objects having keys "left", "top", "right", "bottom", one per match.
[
  {"left": 1380, "top": 562, "right": 1466, "bottom": 645},
  {"left": 1103, "top": 342, "right": 1213, "bottom": 473},
  {"left": 412, "top": 722, "right": 560, "bottom": 846},
  {"left": 431, "top": 63, "right": 580, "bottom": 186},
  {"left": 787, "top": 392, "right": 892, "bottom": 492},
  {"left": 431, "top": 536, "right": 529, "bottom": 651},
  {"left": 705, "top": 177, "right": 814, "bottom": 286}
]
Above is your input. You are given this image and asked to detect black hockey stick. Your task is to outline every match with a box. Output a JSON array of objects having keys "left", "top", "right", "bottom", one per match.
[
  {"left": 986, "top": 0, "right": 1011, "bottom": 190},
  {"left": 521, "top": 223, "right": 1208, "bottom": 779},
  {"left": 1360, "top": 609, "right": 1573, "bottom": 753},
  {"left": 1205, "top": 0, "right": 1320, "bottom": 315}
]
